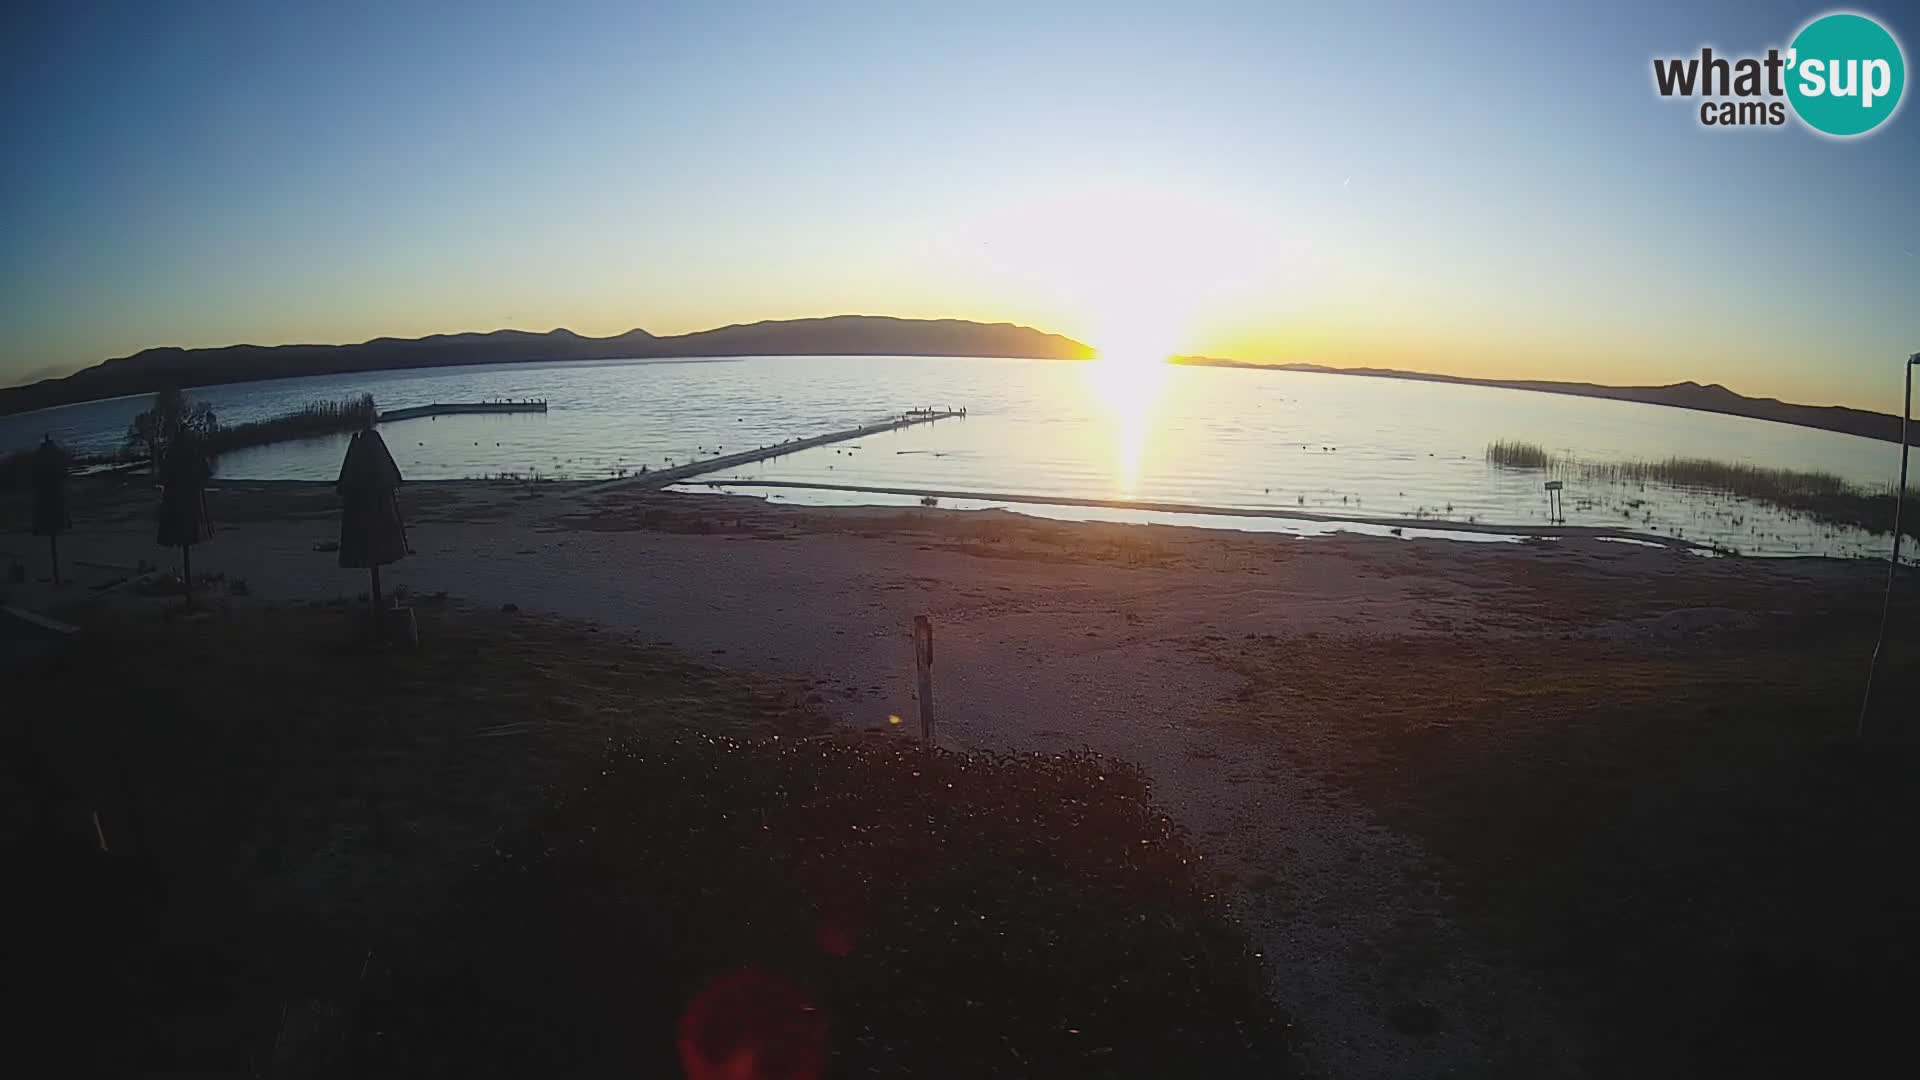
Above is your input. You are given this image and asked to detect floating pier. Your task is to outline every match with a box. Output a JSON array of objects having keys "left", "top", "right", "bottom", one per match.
[
  {"left": 588, "top": 408, "right": 965, "bottom": 491},
  {"left": 378, "top": 399, "right": 548, "bottom": 423}
]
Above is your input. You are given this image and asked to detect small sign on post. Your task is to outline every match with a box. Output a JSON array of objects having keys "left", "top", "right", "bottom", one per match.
[{"left": 913, "top": 614, "right": 935, "bottom": 748}]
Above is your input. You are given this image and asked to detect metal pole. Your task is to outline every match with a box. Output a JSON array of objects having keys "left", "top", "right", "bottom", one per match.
[{"left": 1858, "top": 352, "right": 1918, "bottom": 736}]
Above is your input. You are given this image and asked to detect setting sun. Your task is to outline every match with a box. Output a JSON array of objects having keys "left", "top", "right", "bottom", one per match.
[{"left": 1089, "top": 307, "right": 1187, "bottom": 368}]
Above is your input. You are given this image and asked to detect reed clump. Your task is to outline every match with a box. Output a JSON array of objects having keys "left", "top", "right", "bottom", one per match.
[{"left": 1484, "top": 439, "right": 1558, "bottom": 470}]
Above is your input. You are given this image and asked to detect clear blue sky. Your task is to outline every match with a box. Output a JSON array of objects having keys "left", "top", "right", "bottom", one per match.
[{"left": 3, "top": 0, "right": 1916, "bottom": 408}]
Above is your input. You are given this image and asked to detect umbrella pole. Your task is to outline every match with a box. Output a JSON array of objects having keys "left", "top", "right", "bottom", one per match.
[
  {"left": 370, "top": 565, "right": 383, "bottom": 615},
  {"left": 182, "top": 545, "right": 192, "bottom": 606},
  {"left": 49, "top": 534, "right": 60, "bottom": 585}
]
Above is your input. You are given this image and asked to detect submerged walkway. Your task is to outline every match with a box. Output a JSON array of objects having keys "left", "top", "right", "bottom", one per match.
[
  {"left": 584, "top": 409, "right": 964, "bottom": 493},
  {"left": 692, "top": 478, "right": 1716, "bottom": 550},
  {"left": 379, "top": 400, "right": 548, "bottom": 422}
]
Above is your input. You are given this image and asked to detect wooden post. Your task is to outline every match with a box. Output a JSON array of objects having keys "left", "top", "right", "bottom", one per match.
[{"left": 913, "top": 615, "right": 935, "bottom": 749}]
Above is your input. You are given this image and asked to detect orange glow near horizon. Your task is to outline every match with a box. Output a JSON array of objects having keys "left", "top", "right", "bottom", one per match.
[{"left": 936, "top": 180, "right": 1305, "bottom": 370}]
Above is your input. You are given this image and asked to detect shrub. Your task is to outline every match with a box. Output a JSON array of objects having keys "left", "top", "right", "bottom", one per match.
[{"left": 125, "top": 387, "right": 217, "bottom": 468}]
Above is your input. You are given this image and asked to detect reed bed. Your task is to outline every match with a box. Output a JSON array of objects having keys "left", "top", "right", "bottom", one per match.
[
  {"left": 1487, "top": 438, "right": 1919, "bottom": 540},
  {"left": 1576, "top": 457, "right": 1854, "bottom": 501},
  {"left": 4, "top": 394, "right": 378, "bottom": 487},
  {"left": 205, "top": 393, "right": 376, "bottom": 456}
]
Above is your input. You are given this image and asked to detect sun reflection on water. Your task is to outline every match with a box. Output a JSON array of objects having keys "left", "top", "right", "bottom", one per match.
[{"left": 1085, "top": 351, "right": 1170, "bottom": 497}]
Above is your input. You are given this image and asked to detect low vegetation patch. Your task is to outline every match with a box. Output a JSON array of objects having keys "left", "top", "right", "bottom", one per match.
[
  {"left": 377, "top": 735, "right": 1289, "bottom": 1077},
  {"left": 13, "top": 600, "right": 1291, "bottom": 1077},
  {"left": 1484, "top": 438, "right": 1556, "bottom": 471},
  {"left": 1487, "top": 439, "right": 1919, "bottom": 539}
]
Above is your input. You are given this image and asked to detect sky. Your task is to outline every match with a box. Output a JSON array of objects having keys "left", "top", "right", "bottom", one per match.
[{"left": 3, "top": 0, "right": 1917, "bottom": 410}]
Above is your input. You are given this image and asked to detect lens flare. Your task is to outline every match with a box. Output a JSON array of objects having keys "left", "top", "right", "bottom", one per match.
[{"left": 677, "top": 969, "right": 828, "bottom": 1080}]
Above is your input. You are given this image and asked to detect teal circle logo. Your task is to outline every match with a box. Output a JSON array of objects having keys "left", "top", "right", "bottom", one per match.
[{"left": 1786, "top": 13, "right": 1906, "bottom": 136}]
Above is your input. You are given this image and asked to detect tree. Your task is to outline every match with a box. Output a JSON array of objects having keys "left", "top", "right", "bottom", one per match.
[
  {"left": 125, "top": 387, "right": 217, "bottom": 470},
  {"left": 31, "top": 436, "right": 71, "bottom": 584},
  {"left": 156, "top": 429, "right": 213, "bottom": 606}
]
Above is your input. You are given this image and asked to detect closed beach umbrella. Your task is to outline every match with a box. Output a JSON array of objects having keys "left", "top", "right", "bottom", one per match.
[
  {"left": 31, "top": 435, "right": 71, "bottom": 584},
  {"left": 336, "top": 427, "right": 408, "bottom": 612},
  {"left": 156, "top": 430, "right": 212, "bottom": 603}
]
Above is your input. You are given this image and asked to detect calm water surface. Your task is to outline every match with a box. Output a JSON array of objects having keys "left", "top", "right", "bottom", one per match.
[{"left": 2, "top": 355, "right": 1909, "bottom": 559}]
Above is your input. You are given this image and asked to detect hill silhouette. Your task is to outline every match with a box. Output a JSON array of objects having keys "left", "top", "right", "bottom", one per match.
[
  {"left": 0, "top": 316, "right": 1093, "bottom": 416},
  {"left": 5, "top": 321, "right": 1911, "bottom": 448},
  {"left": 1174, "top": 357, "right": 1920, "bottom": 448}
]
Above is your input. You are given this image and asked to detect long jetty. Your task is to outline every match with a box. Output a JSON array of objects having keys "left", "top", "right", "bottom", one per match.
[
  {"left": 587, "top": 408, "right": 965, "bottom": 492},
  {"left": 378, "top": 399, "right": 548, "bottom": 423}
]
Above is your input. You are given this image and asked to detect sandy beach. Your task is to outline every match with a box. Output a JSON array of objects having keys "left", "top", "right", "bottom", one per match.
[{"left": 6, "top": 476, "right": 1915, "bottom": 1078}]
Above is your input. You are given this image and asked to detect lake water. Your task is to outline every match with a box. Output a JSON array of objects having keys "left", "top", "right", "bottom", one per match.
[{"left": 2, "top": 354, "right": 1910, "bottom": 559}]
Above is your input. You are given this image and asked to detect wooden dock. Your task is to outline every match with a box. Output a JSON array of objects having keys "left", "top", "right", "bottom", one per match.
[
  {"left": 378, "top": 399, "right": 548, "bottom": 423},
  {"left": 587, "top": 408, "right": 965, "bottom": 492}
]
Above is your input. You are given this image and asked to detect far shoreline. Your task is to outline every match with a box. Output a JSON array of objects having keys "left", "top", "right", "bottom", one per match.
[
  {"left": 1175, "top": 355, "right": 1920, "bottom": 448},
  {"left": 5, "top": 345, "right": 1910, "bottom": 452},
  {"left": 3, "top": 312, "right": 1911, "bottom": 447}
]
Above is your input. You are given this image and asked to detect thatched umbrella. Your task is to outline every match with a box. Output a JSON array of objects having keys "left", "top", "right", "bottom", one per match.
[
  {"left": 336, "top": 427, "right": 407, "bottom": 614},
  {"left": 156, "top": 429, "right": 212, "bottom": 604},
  {"left": 31, "top": 435, "right": 71, "bottom": 585}
]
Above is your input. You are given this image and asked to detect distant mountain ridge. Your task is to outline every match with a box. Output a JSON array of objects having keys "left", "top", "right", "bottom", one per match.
[
  {"left": 5, "top": 320, "right": 1909, "bottom": 448},
  {"left": 1173, "top": 357, "right": 1920, "bottom": 448},
  {"left": 0, "top": 316, "right": 1093, "bottom": 416}
]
